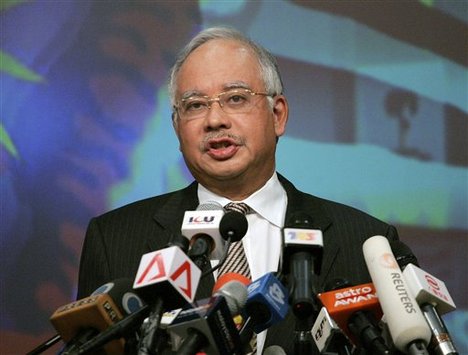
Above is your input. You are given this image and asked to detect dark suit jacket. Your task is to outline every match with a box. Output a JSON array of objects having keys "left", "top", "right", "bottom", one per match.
[{"left": 77, "top": 174, "right": 398, "bottom": 354}]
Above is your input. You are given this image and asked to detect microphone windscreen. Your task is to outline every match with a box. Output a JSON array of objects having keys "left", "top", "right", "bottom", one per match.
[
  {"left": 263, "top": 345, "right": 287, "bottom": 355},
  {"left": 215, "top": 280, "right": 248, "bottom": 315},
  {"left": 390, "top": 240, "right": 419, "bottom": 268},
  {"left": 91, "top": 278, "right": 133, "bottom": 296},
  {"left": 213, "top": 272, "right": 251, "bottom": 292},
  {"left": 197, "top": 201, "right": 223, "bottom": 211},
  {"left": 91, "top": 278, "right": 145, "bottom": 315},
  {"left": 166, "top": 233, "right": 190, "bottom": 252},
  {"left": 219, "top": 211, "right": 248, "bottom": 242}
]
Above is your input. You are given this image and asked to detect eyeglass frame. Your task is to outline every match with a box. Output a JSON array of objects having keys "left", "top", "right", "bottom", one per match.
[{"left": 172, "top": 88, "right": 276, "bottom": 121}]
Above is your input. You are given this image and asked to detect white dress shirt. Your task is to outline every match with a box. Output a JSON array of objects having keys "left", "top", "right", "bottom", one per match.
[{"left": 198, "top": 172, "right": 288, "bottom": 353}]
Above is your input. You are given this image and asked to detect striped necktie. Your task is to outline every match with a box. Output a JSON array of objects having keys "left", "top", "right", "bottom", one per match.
[
  {"left": 217, "top": 202, "right": 252, "bottom": 279},
  {"left": 217, "top": 202, "right": 257, "bottom": 354}
]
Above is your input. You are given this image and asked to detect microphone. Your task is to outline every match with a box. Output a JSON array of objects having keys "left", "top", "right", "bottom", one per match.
[
  {"left": 133, "top": 246, "right": 201, "bottom": 308},
  {"left": 391, "top": 240, "right": 458, "bottom": 355},
  {"left": 317, "top": 281, "right": 390, "bottom": 354},
  {"left": 212, "top": 272, "right": 251, "bottom": 345},
  {"left": 235, "top": 272, "right": 289, "bottom": 354},
  {"left": 49, "top": 278, "right": 143, "bottom": 355},
  {"left": 167, "top": 278, "right": 248, "bottom": 355},
  {"left": 212, "top": 272, "right": 251, "bottom": 294},
  {"left": 165, "top": 232, "right": 190, "bottom": 253},
  {"left": 363, "top": 235, "right": 431, "bottom": 355},
  {"left": 281, "top": 212, "right": 323, "bottom": 354},
  {"left": 184, "top": 202, "right": 249, "bottom": 277},
  {"left": 182, "top": 201, "right": 225, "bottom": 261},
  {"left": 243, "top": 272, "right": 289, "bottom": 334},
  {"left": 133, "top": 245, "right": 202, "bottom": 355},
  {"left": 282, "top": 212, "right": 323, "bottom": 319},
  {"left": 311, "top": 307, "right": 353, "bottom": 355}
]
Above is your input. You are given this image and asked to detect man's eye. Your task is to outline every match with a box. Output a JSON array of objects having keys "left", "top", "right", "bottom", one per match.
[
  {"left": 185, "top": 101, "right": 206, "bottom": 111},
  {"left": 226, "top": 94, "right": 247, "bottom": 105}
]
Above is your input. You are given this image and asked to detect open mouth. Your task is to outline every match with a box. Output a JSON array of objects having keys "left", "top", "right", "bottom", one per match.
[
  {"left": 206, "top": 137, "right": 237, "bottom": 151},
  {"left": 210, "top": 140, "right": 233, "bottom": 149},
  {"left": 205, "top": 137, "right": 240, "bottom": 159}
]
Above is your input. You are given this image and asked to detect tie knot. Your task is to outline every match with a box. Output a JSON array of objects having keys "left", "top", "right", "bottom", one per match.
[{"left": 224, "top": 202, "right": 252, "bottom": 215}]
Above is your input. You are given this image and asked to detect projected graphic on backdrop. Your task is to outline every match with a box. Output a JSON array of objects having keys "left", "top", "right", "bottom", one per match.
[{"left": 1, "top": 0, "right": 466, "bottom": 353}]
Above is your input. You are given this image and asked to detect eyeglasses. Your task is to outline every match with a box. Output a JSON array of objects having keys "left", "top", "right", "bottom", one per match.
[{"left": 174, "top": 88, "right": 274, "bottom": 120}]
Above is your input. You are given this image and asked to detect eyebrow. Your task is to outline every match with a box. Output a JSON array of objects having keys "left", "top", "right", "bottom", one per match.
[
  {"left": 180, "top": 90, "right": 205, "bottom": 100},
  {"left": 179, "top": 82, "right": 253, "bottom": 100},
  {"left": 223, "top": 81, "right": 251, "bottom": 91}
]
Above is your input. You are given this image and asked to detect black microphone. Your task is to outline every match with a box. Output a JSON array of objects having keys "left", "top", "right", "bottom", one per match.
[
  {"left": 218, "top": 208, "right": 248, "bottom": 243},
  {"left": 281, "top": 212, "right": 324, "bottom": 354},
  {"left": 167, "top": 278, "right": 248, "bottom": 355},
  {"left": 391, "top": 240, "right": 458, "bottom": 355},
  {"left": 282, "top": 212, "right": 323, "bottom": 318},
  {"left": 166, "top": 232, "right": 190, "bottom": 253}
]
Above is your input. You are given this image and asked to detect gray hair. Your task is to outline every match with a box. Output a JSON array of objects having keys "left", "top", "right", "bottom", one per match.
[{"left": 168, "top": 26, "right": 284, "bottom": 108}]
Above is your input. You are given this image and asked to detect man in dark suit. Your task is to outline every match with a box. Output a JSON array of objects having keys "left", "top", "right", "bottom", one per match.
[{"left": 77, "top": 26, "right": 398, "bottom": 354}]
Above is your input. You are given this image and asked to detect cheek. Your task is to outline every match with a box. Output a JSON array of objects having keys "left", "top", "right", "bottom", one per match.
[
  {"left": 177, "top": 127, "right": 202, "bottom": 154},
  {"left": 245, "top": 122, "right": 276, "bottom": 150},
  {"left": 254, "top": 117, "right": 277, "bottom": 137}
]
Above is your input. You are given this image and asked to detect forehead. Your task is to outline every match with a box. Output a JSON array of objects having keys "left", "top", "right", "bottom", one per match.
[{"left": 176, "top": 39, "right": 263, "bottom": 95}]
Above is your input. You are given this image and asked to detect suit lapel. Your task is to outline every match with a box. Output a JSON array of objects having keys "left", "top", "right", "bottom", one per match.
[{"left": 146, "top": 181, "right": 199, "bottom": 252}]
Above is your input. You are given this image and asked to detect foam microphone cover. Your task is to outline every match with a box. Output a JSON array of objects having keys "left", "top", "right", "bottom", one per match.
[
  {"left": 215, "top": 279, "right": 249, "bottom": 315},
  {"left": 213, "top": 272, "right": 251, "bottom": 293},
  {"left": 219, "top": 210, "right": 248, "bottom": 242},
  {"left": 263, "top": 345, "right": 287, "bottom": 355},
  {"left": 390, "top": 240, "right": 419, "bottom": 268},
  {"left": 363, "top": 236, "right": 431, "bottom": 352}
]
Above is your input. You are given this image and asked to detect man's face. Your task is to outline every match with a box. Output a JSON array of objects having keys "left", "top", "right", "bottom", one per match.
[{"left": 173, "top": 39, "right": 288, "bottom": 191}]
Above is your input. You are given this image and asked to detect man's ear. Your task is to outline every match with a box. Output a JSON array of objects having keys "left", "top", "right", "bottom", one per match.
[
  {"left": 272, "top": 95, "right": 289, "bottom": 137},
  {"left": 172, "top": 114, "right": 182, "bottom": 152},
  {"left": 172, "top": 113, "right": 180, "bottom": 135}
]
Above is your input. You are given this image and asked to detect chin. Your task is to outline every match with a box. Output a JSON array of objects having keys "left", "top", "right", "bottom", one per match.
[
  {"left": 203, "top": 161, "right": 245, "bottom": 176},
  {"left": 207, "top": 168, "right": 247, "bottom": 183}
]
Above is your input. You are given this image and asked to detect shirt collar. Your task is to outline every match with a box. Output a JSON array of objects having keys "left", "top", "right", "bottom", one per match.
[{"left": 197, "top": 172, "right": 287, "bottom": 228}]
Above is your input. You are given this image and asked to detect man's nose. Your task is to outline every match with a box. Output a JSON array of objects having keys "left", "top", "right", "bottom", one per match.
[{"left": 203, "top": 100, "right": 231, "bottom": 131}]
